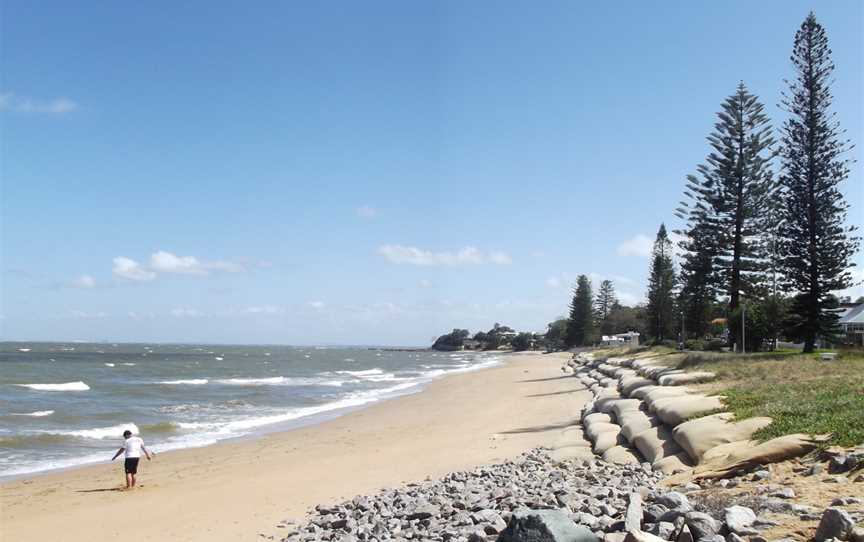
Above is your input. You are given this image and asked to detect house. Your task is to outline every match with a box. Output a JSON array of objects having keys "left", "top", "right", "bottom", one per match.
[
  {"left": 600, "top": 331, "right": 640, "bottom": 347},
  {"left": 838, "top": 302, "right": 864, "bottom": 346}
]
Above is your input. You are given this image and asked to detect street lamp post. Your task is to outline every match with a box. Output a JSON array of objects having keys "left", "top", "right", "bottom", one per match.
[{"left": 739, "top": 290, "right": 746, "bottom": 354}]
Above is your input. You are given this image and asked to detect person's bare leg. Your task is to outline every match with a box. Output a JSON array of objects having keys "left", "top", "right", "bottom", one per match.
[
  {"left": 125, "top": 472, "right": 132, "bottom": 489},
  {"left": 131, "top": 473, "right": 136, "bottom": 487}
]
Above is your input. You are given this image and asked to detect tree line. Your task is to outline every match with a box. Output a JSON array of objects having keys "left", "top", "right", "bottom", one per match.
[{"left": 560, "top": 14, "right": 860, "bottom": 353}]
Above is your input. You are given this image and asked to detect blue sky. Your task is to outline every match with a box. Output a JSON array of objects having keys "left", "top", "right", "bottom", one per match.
[{"left": 1, "top": 1, "right": 862, "bottom": 345}]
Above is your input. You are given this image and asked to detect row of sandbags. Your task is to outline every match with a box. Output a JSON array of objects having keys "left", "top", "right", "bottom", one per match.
[
  {"left": 571, "top": 354, "right": 644, "bottom": 467},
  {"left": 570, "top": 354, "right": 773, "bottom": 476}
]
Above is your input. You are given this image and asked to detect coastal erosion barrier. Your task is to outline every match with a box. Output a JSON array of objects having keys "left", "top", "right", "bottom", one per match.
[{"left": 563, "top": 352, "right": 828, "bottom": 480}]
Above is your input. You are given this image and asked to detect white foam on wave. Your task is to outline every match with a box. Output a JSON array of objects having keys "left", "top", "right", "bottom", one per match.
[
  {"left": 159, "top": 379, "right": 209, "bottom": 385},
  {"left": 337, "top": 368, "right": 384, "bottom": 377},
  {"left": 104, "top": 363, "right": 115, "bottom": 367},
  {"left": 12, "top": 410, "right": 55, "bottom": 417},
  {"left": 64, "top": 423, "right": 139, "bottom": 440},
  {"left": 17, "top": 381, "right": 90, "bottom": 392},
  {"left": 177, "top": 381, "right": 422, "bottom": 436},
  {"left": 216, "top": 376, "right": 286, "bottom": 385},
  {"left": 123, "top": 363, "right": 136, "bottom": 366}
]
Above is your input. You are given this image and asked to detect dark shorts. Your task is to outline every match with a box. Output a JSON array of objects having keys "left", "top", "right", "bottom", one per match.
[{"left": 124, "top": 457, "right": 140, "bottom": 474}]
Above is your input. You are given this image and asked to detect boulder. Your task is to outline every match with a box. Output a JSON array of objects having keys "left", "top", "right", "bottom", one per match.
[
  {"left": 498, "top": 509, "right": 599, "bottom": 542},
  {"left": 683, "top": 512, "right": 718, "bottom": 539},
  {"left": 814, "top": 508, "right": 855, "bottom": 542},
  {"left": 624, "top": 531, "right": 668, "bottom": 542},
  {"left": 632, "top": 426, "right": 683, "bottom": 464},
  {"left": 723, "top": 506, "right": 757, "bottom": 535}
]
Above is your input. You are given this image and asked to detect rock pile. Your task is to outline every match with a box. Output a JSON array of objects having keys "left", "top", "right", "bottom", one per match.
[
  {"left": 274, "top": 448, "right": 862, "bottom": 542},
  {"left": 276, "top": 449, "right": 667, "bottom": 542}
]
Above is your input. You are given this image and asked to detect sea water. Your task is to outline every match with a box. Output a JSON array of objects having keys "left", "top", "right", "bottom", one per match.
[{"left": 0, "top": 342, "right": 500, "bottom": 479}]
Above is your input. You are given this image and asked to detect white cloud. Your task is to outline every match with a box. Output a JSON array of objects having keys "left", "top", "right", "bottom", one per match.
[
  {"left": 617, "top": 234, "right": 654, "bottom": 257},
  {"left": 69, "top": 310, "right": 108, "bottom": 319},
  {"left": 170, "top": 307, "right": 203, "bottom": 318},
  {"left": 112, "top": 251, "right": 244, "bottom": 282},
  {"left": 0, "top": 93, "right": 78, "bottom": 114},
  {"left": 242, "top": 305, "right": 285, "bottom": 315},
  {"left": 356, "top": 205, "right": 377, "bottom": 218},
  {"left": 418, "top": 279, "right": 432, "bottom": 288},
  {"left": 112, "top": 257, "right": 156, "bottom": 282},
  {"left": 69, "top": 275, "right": 96, "bottom": 289},
  {"left": 545, "top": 276, "right": 562, "bottom": 288},
  {"left": 307, "top": 301, "right": 326, "bottom": 310},
  {"left": 150, "top": 250, "right": 244, "bottom": 275},
  {"left": 377, "top": 245, "right": 512, "bottom": 266},
  {"left": 617, "top": 291, "right": 641, "bottom": 306}
]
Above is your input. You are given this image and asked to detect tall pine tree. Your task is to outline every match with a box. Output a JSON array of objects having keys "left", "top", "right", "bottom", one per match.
[
  {"left": 777, "top": 13, "right": 860, "bottom": 353},
  {"left": 646, "top": 224, "right": 676, "bottom": 343},
  {"left": 595, "top": 280, "right": 617, "bottom": 324},
  {"left": 566, "top": 275, "right": 596, "bottom": 347},
  {"left": 676, "top": 83, "right": 776, "bottom": 349}
]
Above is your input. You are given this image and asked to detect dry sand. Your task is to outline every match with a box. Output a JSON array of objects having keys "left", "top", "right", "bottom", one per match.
[{"left": 1, "top": 352, "right": 590, "bottom": 542}]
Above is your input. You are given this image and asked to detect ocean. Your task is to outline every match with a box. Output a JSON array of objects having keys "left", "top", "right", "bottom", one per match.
[{"left": 0, "top": 342, "right": 501, "bottom": 480}]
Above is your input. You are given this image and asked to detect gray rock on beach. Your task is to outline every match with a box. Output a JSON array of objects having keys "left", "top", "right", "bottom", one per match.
[
  {"left": 814, "top": 508, "right": 855, "bottom": 542},
  {"left": 723, "top": 506, "right": 757, "bottom": 536},
  {"left": 498, "top": 509, "right": 598, "bottom": 542}
]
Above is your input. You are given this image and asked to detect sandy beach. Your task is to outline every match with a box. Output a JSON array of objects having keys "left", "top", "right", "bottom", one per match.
[{"left": 0, "top": 351, "right": 590, "bottom": 542}]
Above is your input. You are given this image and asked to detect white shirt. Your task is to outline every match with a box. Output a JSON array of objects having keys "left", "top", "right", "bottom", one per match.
[{"left": 123, "top": 436, "right": 145, "bottom": 458}]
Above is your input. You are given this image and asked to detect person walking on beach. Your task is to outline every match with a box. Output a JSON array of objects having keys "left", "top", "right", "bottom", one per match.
[{"left": 111, "top": 430, "right": 152, "bottom": 489}]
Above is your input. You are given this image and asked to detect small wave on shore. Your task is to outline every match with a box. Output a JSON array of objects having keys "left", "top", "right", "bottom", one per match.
[
  {"left": 16, "top": 382, "right": 90, "bottom": 392},
  {"left": 159, "top": 379, "right": 209, "bottom": 385},
  {"left": 64, "top": 423, "right": 139, "bottom": 439},
  {"left": 10, "top": 410, "right": 55, "bottom": 417}
]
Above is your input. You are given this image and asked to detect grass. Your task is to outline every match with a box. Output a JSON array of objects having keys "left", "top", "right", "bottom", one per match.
[{"left": 671, "top": 349, "right": 864, "bottom": 447}]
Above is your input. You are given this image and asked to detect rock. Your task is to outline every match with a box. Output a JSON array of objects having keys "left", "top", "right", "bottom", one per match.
[
  {"left": 683, "top": 483, "right": 700, "bottom": 492},
  {"left": 471, "top": 509, "right": 506, "bottom": 535},
  {"left": 650, "top": 522, "right": 676, "bottom": 540},
  {"left": 498, "top": 509, "right": 599, "bottom": 542},
  {"left": 624, "top": 531, "right": 669, "bottom": 542},
  {"left": 726, "top": 534, "right": 745, "bottom": 542},
  {"left": 657, "top": 493, "right": 691, "bottom": 511},
  {"left": 698, "top": 536, "right": 724, "bottom": 542},
  {"left": 676, "top": 525, "right": 693, "bottom": 542},
  {"left": 808, "top": 463, "right": 825, "bottom": 476},
  {"left": 752, "top": 470, "right": 771, "bottom": 481},
  {"left": 406, "top": 503, "right": 438, "bottom": 521},
  {"left": 625, "top": 494, "right": 644, "bottom": 533},
  {"left": 825, "top": 476, "right": 850, "bottom": 484},
  {"left": 724, "top": 507, "right": 757, "bottom": 535},
  {"left": 849, "top": 527, "right": 864, "bottom": 542},
  {"left": 814, "top": 508, "right": 855, "bottom": 542},
  {"left": 829, "top": 454, "right": 855, "bottom": 474},
  {"left": 769, "top": 488, "right": 795, "bottom": 499},
  {"left": 605, "top": 534, "right": 627, "bottom": 542},
  {"left": 683, "top": 513, "right": 718, "bottom": 540},
  {"left": 830, "top": 497, "right": 862, "bottom": 506}
]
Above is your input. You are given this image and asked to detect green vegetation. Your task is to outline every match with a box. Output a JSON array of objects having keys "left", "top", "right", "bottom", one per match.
[
  {"left": 566, "top": 275, "right": 596, "bottom": 347},
  {"left": 675, "top": 349, "right": 864, "bottom": 447},
  {"left": 646, "top": 224, "right": 676, "bottom": 343}
]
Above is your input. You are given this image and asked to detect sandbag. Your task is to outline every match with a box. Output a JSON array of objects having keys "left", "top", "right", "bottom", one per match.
[
  {"left": 609, "top": 399, "right": 643, "bottom": 420},
  {"left": 585, "top": 422, "right": 621, "bottom": 442},
  {"left": 630, "top": 385, "right": 662, "bottom": 401},
  {"left": 653, "top": 395, "right": 726, "bottom": 426},
  {"left": 631, "top": 425, "right": 682, "bottom": 464},
  {"left": 672, "top": 413, "right": 773, "bottom": 464},
  {"left": 690, "top": 434, "right": 831, "bottom": 480},
  {"left": 618, "top": 410, "right": 661, "bottom": 443},
  {"left": 652, "top": 452, "right": 694, "bottom": 474},
  {"left": 658, "top": 371, "right": 716, "bottom": 386},
  {"left": 593, "top": 428, "right": 624, "bottom": 454},
  {"left": 583, "top": 412, "right": 612, "bottom": 426},
  {"left": 595, "top": 390, "right": 623, "bottom": 413},
  {"left": 620, "top": 375, "right": 655, "bottom": 397},
  {"left": 642, "top": 387, "right": 693, "bottom": 412},
  {"left": 602, "top": 445, "right": 642, "bottom": 465}
]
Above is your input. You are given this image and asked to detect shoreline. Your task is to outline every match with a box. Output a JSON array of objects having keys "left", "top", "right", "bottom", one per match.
[
  {"left": 0, "top": 351, "right": 503, "bottom": 483},
  {"left": 1, "top": 351, "right": 589, "bottom": 542}
]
